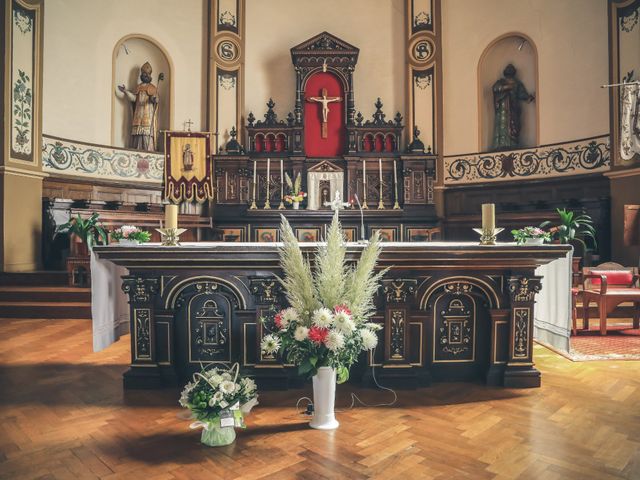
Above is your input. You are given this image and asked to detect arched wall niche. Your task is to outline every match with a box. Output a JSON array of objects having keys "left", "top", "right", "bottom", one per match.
[
  {"left": 477, "top": 33, "right": 539, "bottom": 152},
  {"left": 111, "top": 34, "right": 174, "bottom": 150}
]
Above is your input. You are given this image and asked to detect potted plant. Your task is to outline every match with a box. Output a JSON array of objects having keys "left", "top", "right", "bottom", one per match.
[
  {"left": 111, "top": 225, "right": 151, "bottom": 246},
  {"left": 540, "top": 208, "right": 597, "bottom": 252},
  {"left": 179, "top": 363, "right": 258, "bottom": 447},
  {"left": 57, "top": 212, "right": 108, "bottom": 256},
  {"left": 511, "top": 226, "right": 551, "bottom": 245},
  {"left": 284, "top": 172, "right": 307, "bottom": 209},
  {"left": 260, "top": 211, "right": 386, "bottom": 430}
]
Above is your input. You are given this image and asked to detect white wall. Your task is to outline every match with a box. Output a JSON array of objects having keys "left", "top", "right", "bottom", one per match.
[
  {"left": 43, "top": 0, "right": 206, "bottom": 145},
  {"left": 442, "top": 0, "right": 609, "bottom": 156},
  {"left": 245, "top": 0, "right": 405, "bottom": 125}
]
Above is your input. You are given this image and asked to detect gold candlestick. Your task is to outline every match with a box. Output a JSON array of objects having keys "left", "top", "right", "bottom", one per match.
[
  {"left": 249, "top": 160, "right": 257, "bottom": 209},
  {"left": 278, "top": 159, "right": 285, "bottom": 209},
  {"left": 377, "top": 158, "right": 385, "bottom": 210},
  {"left": 264, "top": 158, "right": 271, "bottom": 209},
  {"left": 156, "top": 228, "right": 188, "bottom": 246},
  {"left": 473, "top": 227, "right": 504, "bottom": 246},
  {"left": 362, "top": 159, "right": 369, "bottom": 209},
  {"left": 393, "top": 159, "right": 400, "bottom": 210}
]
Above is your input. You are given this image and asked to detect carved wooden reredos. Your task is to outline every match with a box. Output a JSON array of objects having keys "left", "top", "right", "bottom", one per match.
[{"left": 245, "top": 32, "right": 405, "bottom": 156}]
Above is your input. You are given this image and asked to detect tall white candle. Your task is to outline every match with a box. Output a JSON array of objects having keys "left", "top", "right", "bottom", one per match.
[
  {"left": 266, "top": 158, "right": 271, "bottom": 197},
  {"left": 393, "top": 159, "right": 398, "bottom": 186},
  {"left": 252, "top": 160, "right": 257, "bottom": 199},
  {"left": 165, "top": 204, "right": 178, "bottom": 230},
  {"left": 280, "top": 159, "right": 284, "bottom": 198},
  {"left": 363, "top": 159, "right": 366, "bottom": 183},
  {"left": 378, "top": 157, "right": 383, "bottom": 193}
]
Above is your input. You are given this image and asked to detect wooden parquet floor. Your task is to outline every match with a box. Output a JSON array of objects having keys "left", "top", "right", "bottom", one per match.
[{"left": 0, "top": 319, "right": 639, "bottom": 479}]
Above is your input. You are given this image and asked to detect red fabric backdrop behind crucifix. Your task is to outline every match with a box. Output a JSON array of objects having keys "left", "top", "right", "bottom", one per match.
[{"left": 304, "top": 72, "right": 345, "bottom": 157}]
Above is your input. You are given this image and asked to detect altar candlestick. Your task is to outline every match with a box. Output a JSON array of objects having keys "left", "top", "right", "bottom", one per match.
[
  {"left": 362, "top": 159, "right": 368, "bottom": 209},
  {"left": 377, "top": 158, "right": 385, "bottom": 210},
  {"left": 278, "top": 159, "right": 285, "bottom": 209},
  {"left": 165, "top": 204, "right": 178, "bottom": 229},
  {"left": 250, "top": 160, "right": 257, "bottom": 209},
  {"left": 264, "top": 158, "right": 271, "bottom": 209},
  {"left": 481, "top": 203, "right": 495, "bottom": 231},
  {"left": 393, "top": 159, "right": 400, "bottom": 210}
]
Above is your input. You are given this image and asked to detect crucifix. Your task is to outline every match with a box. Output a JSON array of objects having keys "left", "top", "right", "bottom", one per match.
[
  {"left": 307, "top": 88, "right": 342, "bottom": 138},
  {"left": 323, "top": 191, "right": 350, "bottom": 216},
  {"left": 183, "top": 118, "right": 193, "bottom": 132}
]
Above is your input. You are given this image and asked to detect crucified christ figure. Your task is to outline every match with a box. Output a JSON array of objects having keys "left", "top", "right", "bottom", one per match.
[{"left": 307, "top": 88, "right": 342, "bottom": 138}]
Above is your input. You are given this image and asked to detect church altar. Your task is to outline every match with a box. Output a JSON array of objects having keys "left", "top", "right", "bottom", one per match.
[{"left": 92, "top": 241, "right": 571, "bottom": 390}]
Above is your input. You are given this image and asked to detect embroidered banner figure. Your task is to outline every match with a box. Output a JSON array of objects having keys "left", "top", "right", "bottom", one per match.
[{"left": 163, "top": 131, "right": 214, "bottom": 203}]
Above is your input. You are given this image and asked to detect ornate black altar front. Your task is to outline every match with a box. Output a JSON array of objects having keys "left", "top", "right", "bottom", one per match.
[{"left": 94, "top": 242, "right": 571, "bottom": 390}]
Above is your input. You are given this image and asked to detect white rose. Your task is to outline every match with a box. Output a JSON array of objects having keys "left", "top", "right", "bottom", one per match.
[
  {"left": 294, "top": 325, "right": 310, "bottom": 341},
  {"left": 312, "top": 307, "right": 334, "bottom": 328}
]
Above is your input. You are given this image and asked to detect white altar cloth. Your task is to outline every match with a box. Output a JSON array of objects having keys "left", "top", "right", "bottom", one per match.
[{"left": 90, "top": 251, "right": 129, "bottom": 352}]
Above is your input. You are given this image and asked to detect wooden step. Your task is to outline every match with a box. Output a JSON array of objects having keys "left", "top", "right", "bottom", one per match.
[
  {"left": 0, "top": 301, "right": 91, "bottom": 319},
  {"left": 0, "top": 271, "right": 68, "bottom": 287},
  {"left": 0, "top": 286, "right": 91, "bottom": 303}
]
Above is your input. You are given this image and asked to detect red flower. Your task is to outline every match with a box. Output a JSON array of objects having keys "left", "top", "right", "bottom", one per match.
[
  {"left": 274, "top": 312, "right": 284, "bottom": 329},
  {"left": 308, "top": 326, "right": 328, "bottom": 345},
  {"left": 334, "top": 304, "right": 351, "bottom": 316}
]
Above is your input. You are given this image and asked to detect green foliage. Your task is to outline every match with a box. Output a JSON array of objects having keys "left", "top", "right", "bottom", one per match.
[
  {"left": 539, "top": 208, "right": 597, "bottom": 251},
  {"left": 57, "top": 212, "right": 107, "bottom": 250}
]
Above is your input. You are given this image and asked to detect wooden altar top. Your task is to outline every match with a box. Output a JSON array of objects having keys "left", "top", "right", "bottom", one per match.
[{"left": 93, "top": 242, "right": 571, "bottom": 271}]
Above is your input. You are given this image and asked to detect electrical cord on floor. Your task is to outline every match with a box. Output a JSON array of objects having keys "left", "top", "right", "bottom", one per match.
[{"left": 295, "top": 346, "right": 398, "bottom": 416}]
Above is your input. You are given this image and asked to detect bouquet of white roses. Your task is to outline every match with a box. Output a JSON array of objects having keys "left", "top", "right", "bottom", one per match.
[
  {"left": 261, "top": 211, "right": 387, "bottom": 383},
  {"left": 179, "top": 363, "right": 258, "bottom": 446}
]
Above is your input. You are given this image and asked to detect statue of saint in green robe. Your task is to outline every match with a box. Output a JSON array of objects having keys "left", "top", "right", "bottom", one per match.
[{"left": 492, "top": 64, "right": 535, "bottom": 151}]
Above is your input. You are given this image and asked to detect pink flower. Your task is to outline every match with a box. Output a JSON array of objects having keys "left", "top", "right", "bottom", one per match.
[
  {"left": 274, "top": 312, "right": 284, "bottom": 329},
  {"left": 334, "top": 304, "right": 351, "bottom": 316}
]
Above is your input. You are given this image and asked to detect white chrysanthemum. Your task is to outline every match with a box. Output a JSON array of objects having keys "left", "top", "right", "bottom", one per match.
[
  {"left": 213, "top": 391, "right": 224, "bottom": 402},
  {"left": 312, "top": 307, "right": 334, "bottom": 328},
  {"left": 360, "top": 328, "right": 378, "bottom": 350},
  {"left": 221, "top": 372, "right": 232, "bottom": 381},
  {"left": 324, "top": 330, "right": 345, "bottom": 352},
  {"left": 220, "top": 380, "right": 237, "bottom": 394},
  {"left": 261, "top": 334, "right": 281, "bottom": 354},
  {"left": 241, "top": 377, "right": 256, "bottom": 394},
  {"left": 281, "top": 307, "right": 299, "bottom": 327},
  {"left": 294, "top": 325, "right": 309, "bottom": 341},
  {"left": 333, "top": 311, "right": 355, "bottom": 334},
  {"left": 363, "top": 322, "right": 383, "bottom": 331}
]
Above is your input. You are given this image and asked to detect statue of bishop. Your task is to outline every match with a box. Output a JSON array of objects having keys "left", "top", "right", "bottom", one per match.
[{"left": 117, "top": 62, "right": 160, "bottom": 151}]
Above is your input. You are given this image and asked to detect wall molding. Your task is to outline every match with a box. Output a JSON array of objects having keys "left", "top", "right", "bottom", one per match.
[
  {"left": 42, "top": 134, "right": 163, "bottom": 184},
  {"left": 444, "top": 135, "right": 610, "bottom": 185}
]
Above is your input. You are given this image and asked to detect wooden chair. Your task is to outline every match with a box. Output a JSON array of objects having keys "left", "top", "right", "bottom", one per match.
[{"left": 582, "top": 262, "right": 640, "bottom": 335}]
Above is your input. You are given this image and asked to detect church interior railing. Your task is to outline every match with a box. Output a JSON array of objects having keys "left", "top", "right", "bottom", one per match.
[
  {"left": 444, "top": 134, "right": 610, "bottom": 185},
  {"left": 42, "top": 134, "right": 164, "bottom": 184}
]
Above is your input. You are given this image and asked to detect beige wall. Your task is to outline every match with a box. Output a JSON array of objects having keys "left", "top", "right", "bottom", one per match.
[
  {"left": 442, "top": 0, "right": 609, "bottom": 156},
  {"left": 245, "top": 0, "right": 405, "bottom": 125},
  {"left": 43, "top": 0, "right": 206, "bottom": 145}
]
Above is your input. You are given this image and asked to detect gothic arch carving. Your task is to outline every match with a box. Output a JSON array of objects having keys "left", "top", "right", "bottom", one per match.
[{"left": 164, "top": 275, "right": 248, "bottom": 310}]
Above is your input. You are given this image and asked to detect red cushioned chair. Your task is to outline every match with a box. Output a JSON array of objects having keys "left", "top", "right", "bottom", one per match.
[{"left": 582, "top": 263, "right": 640, "bottom": 335}]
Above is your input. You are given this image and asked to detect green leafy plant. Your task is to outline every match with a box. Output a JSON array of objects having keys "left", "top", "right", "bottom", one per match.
[
  {"left": 260, "top": 211, "right": 388, "bottom": 383},
  {"left": 57, "top": 212, "right": 108, "bottom": 250},
  {"left": 511, "top": 226, "right": 551, "bottom": 245},
  {"left": 540, "top": 208, "right": 597, "bottom": 251}
]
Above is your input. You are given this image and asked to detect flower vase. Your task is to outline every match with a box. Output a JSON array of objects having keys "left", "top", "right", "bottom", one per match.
[
  {"left": 524, "top": 238, "right": 544, "bottom": 246},
  {"left": 309, "top": 367, "right": 339, "bottom": 430},
  {"left": 200, "top": 423, "right": 236, "bottom": 447},
  {"left": 293, "top": 201, "right": 300, "bottom": 210},
  {"left": 118, "top": 239, "right": 139, "bottom": 246}
]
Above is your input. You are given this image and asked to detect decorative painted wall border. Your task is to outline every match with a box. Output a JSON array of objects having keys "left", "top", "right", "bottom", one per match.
[
  {"left": 444, "top": 135, "right": 610, "bottom": 185},
  {"left": 42, "top": 134, "right": 163, "bottom": 183}
]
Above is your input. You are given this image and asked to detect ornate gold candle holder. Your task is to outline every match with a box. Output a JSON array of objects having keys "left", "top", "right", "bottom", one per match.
[
  {"left": 156, "top": 228, "right": 187, "bottom": 246},
  {"left": 472, "top": 227, "right": 504, "bottom": 246}
]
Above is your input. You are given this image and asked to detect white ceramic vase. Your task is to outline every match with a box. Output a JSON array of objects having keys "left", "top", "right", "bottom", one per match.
[
  {"left": 118, "top": 239, "right": 139, "bottom": 246},
  {"left": 524, "top": 238, "right": 544, "bottom": 245},
  {"left": 293, "top": 201, "right": 300, "bottom": 210},
  {"left": 309, "top": 367, "right": 339, "bottom": 430}
]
